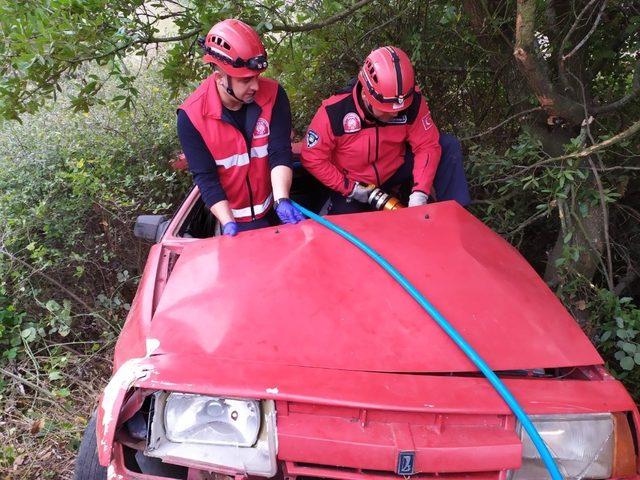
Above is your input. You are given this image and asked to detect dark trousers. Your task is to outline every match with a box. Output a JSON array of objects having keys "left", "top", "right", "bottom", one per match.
[
  {"left": 328, "top": 133, "right": 471, "bottom": 215},
  {"left": 235, "top": 209, "right": 279, "bottom": 233}
]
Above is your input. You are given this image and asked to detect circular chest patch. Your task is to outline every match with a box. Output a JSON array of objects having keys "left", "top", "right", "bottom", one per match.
[
  {"left": 254, "top": 117, "right": 270, "bottom": 138},
  {"left": 343, "top": 112, "right": 362, "bottom": 133}
]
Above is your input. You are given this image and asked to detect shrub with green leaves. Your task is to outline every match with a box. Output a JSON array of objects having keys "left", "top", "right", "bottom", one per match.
[
  {"left": 0, "top": 65, "right": 190, "bottom": 364},
  {"left": 595, "top": 290, "right": 640, "bottom": 380}
]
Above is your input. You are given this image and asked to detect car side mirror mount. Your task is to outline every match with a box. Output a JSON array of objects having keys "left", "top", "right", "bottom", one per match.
[{"left": 134, "top": 215, "right": 169, "bottom": 243}]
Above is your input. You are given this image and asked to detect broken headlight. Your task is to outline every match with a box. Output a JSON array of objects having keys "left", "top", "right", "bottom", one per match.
[
  {"left": 164, "top": 393, "right": 260, "bottom": 446},
  {"left": 146, "top": 391, "right": 277, "bottom": 476}
]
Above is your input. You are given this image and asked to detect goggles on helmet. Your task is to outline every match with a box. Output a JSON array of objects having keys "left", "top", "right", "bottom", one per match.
[
  {"left": 198, "top": 37, "right": 268, "bottom": 71},
  {"left": 361, "top": 72, "right": 413, "bottom": 107}
]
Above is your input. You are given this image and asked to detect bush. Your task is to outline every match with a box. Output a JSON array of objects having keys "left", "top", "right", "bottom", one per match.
[{"left": 0, "top": 65, "right": 190, "bottom": 364}]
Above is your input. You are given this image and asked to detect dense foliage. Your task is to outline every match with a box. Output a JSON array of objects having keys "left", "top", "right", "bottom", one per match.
[
  {"left": 0, "top": 0, "right": 639, "bottom": 476},
  {"left": 0, "top": 65, "right": 188, "bottom": 384}
]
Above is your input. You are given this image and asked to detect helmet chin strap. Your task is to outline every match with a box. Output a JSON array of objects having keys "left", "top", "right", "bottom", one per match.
[
  {"left": 223, "top": 74, "right": 254, "bottom": 105},
  {"left": 359, "top": 86, "right": 382, "bottom": 123}
]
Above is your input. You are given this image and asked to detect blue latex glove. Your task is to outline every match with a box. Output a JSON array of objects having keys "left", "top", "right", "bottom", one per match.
[
  {"left": 275, "top": 198, "right": 304, "bottom": 224},
  {"left": 222, "top": 221, "right": 238, "bottom": 236}
]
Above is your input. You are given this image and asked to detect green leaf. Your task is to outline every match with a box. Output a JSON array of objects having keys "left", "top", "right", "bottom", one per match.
[
  {"left": 54, "top": 388, "right": 70, "bottom": 398},
  {"left": 620, "top": 356, "right": 635, "bottom": 371},
  {"left": 634, "top": 353, "right": 640, "bottom": 365},
  {"left": 622, "top": 342, "right": 636, "bottom": 354},
  {"left": 48, "top": 371, "right": 62, "bottom": 381},
  {"left": 20, "top": 326, "right": 36, "bottom": 342},
  {"left": 45, "top": 299, "right": 60, "bottom": 312},
  {"left": 600, "top": 330, "right": 612, "bottom": 342},
  {"left": 579, "top": 203, "right": 589, "bottom": 217},
  {"left": 3, "top": 348, "right": 18, "bottom": 360},
  {"left": 58, "top": 323, "right": 71, "bottom": 337}
]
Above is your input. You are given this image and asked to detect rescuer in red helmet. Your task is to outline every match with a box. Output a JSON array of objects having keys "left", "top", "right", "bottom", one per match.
[
  {"left": 177, "top": 19, "right": 303, "bottom": 236},
  {"left": 301, "top": 46, "right": 470, "bottom": 214}
]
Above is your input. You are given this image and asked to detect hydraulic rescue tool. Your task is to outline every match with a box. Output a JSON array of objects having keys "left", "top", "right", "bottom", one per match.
[{"left": 362, "top": 184, "right": 405, "bottom": 211}]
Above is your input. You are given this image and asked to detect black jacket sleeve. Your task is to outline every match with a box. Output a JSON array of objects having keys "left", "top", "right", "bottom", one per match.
[
  {"left": 267, "top": 85, "right": 293, "bottom": 170},
  {"left": 177, "top": 109, "right": 226, "bottom": 208}
]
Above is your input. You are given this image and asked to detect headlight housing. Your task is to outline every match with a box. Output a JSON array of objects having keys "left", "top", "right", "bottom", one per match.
[
  {"left": 510, "top": 413, "right": 636, "bottom": 480},
  {"left": 164, "top": 393, "right": 260, "bottom": 446},
  {"left": 146, "top": 391, "right": 277, "bottom": 477}
]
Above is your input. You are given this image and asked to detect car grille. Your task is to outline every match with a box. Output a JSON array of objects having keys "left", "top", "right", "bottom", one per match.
[{"left": 276, "top": 401, "right": 519, "bottom": 477}]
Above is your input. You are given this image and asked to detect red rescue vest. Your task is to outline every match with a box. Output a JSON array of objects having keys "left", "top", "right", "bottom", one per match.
[{"left": 179, "top": 76, "right": 279, "bottom": 221}]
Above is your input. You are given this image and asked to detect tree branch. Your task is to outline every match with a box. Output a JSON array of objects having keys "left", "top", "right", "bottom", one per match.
[
  {"left": 527, "top": 119, "right": 640, "bottom": 167},
  {"left": 593, "top": 58, "right": 640, "bottom": 114},
  {"left": 68, "top": 28, "right": 201, "bottom": 64},
  {"left": 269, "top": 0, "right": 375, "bottom": 32},
  {"left": 0, "top": 367, "right": 55, "bottom": 398},
  {"left": 513, "top": 0, "right": 584, "bottom": 124},
  {"left": 461, "top": 106, "right": 542, "bottom": 141},
  {"left": 562, "top": 0, "right": 607, "bottom": 63},
  {"left": 557, "top": 0, "right": 600, "bottom": 62}
]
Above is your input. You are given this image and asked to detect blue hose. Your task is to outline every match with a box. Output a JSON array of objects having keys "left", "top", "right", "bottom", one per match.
[{"left": 291, "top": 201, "right": 563, "bottom": 480}]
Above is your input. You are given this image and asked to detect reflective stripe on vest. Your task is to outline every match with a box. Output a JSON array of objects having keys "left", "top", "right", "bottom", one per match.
[
  {"left": 179, "top": 76, "right": 280, "bottom": 221},
  {"left": 215, "top": 144, "right": 269, "bottom": 169},
  {"left": 231, "top": 193, "right": 273, "bottom": 219}
]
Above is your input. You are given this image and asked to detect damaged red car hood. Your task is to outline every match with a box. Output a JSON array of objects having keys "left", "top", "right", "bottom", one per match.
[{"left": 150, "top": 202, "right": 601, "bottom": 373}]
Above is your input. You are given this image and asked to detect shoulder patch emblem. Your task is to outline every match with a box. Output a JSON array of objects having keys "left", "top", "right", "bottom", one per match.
[
  {"left": 306, "top": 130, "right": 320, "bottom": 148},
  {"left": 422, "top": 113, "right": 433, "bottom": 131},
  {"left": 342, "top": 112, "right": 361, "bottom": 133},
  {"left": 253, "top": 117, "right": 270, "bottom": 138}
]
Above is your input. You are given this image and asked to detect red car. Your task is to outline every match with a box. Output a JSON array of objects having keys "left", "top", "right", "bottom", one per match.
[{"left": 74, "top": 187, "right": 639, "bottom": 480}]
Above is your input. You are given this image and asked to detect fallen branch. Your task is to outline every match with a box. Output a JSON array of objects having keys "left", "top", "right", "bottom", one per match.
[{"left": 0, "top": 367, "right": 55, "bottom": 398}]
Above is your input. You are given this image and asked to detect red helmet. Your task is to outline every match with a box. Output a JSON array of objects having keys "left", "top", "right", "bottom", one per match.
[
  {"left": 358, "top": 46, "right": 415, "bottom": 113},
  {"left": 200, "top": 19, "right": 267, "bottom": 77}
]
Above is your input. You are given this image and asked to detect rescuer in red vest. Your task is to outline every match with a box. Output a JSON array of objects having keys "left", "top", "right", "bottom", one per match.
[
  {"left": 301, "top": 46, "right": 470, "bottom": 214},
  {"left": 178, "top": 19, "right": 304, "bottom": 236}
]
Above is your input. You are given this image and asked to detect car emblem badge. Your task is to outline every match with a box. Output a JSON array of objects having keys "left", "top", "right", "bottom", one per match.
[{"left": 397, "top": 451, "right": 415, "bottom": 476}]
